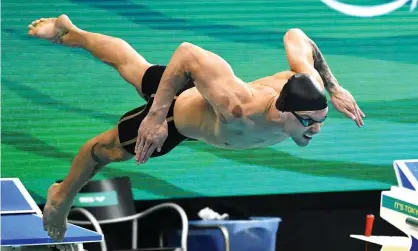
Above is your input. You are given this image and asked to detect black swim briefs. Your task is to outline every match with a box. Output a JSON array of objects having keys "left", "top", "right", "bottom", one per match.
[{"left": 117, "top": 65, "right": 195, "bottom": 157}]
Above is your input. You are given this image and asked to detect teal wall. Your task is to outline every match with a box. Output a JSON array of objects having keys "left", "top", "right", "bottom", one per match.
[{"left": 2, "top": 0, "right": 418, "bottom": 203}]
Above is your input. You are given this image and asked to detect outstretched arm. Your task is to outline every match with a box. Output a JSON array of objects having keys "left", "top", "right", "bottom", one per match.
[
  {"left": 134, "top": 42, "right": 252, "bottom": 164},
  {"left": 283, "top": 28, "right": 365, "bottom": 127}
]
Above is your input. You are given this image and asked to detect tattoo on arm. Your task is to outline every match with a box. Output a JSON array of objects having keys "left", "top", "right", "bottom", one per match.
[
  {"left": 90, "top": 143, "right": 106, "bottom": 179},
  {"left": 309, "top": 40, "right": 340, "bottom": 93}
]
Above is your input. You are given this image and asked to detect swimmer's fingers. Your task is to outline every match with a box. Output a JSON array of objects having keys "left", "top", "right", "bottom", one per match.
[
  {"left": 141, "top": 135, "right": 167, "bottom": 163},
  {"left": 357, "top": 104, "right": 365, "bottom": 119},
  {"left": 341, "top": 107, "right": 356, "bottom": 121},
  {"left": 143, "top": 135, "right": 167, "bottom": 162},
  {"left": 360, "top": 108, "right": 365, "bottom": 118},
  {"left": 347, "top": 106, "right": 362, "bottom": 127},
  {"left": 135, "top": 135, "right": 142, "bottom": 153},
  {"left": 343, "top": 107, "right": 362, "bottom": 127},
  {"left": 354, "top": 104, "right": 364, "bottom": 127},
  {"left": 135, "top": 137, "right": 145, "bottom": 164},
  {"left": 330, "top": 87, "right": 365, "bottom": 127},
  {"left": 350, "top": 104, "right": 363, "bottom": 127},
  {"left": 336, "top": 98, "right": 361, "bottom": 127},
  {"left": 157, "top": 140, "right": 164, "bottom": 153},
  {"left": 139, "top": 140, "right": 152, "bottom": 164},
  {"left": 142, "top": 143, "right": 158, "bottom": 163}
]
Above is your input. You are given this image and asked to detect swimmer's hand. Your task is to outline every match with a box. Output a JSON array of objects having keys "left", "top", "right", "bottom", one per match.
[
  {"left": 135, "top": 114, "right": 168, "bottom": 164},
  {"left": 330, "top": 87, "right": 365, "bottom": 127}
]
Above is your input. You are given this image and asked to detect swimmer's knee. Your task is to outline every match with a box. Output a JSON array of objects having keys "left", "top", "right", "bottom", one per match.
[
  {"left": 108, "top": 147, "right": 132, "bottom": 162},
  {"left": 90, "top": 142, "right": 109, "bottom": 166},
  {"left": 285, "top": 28, "right": 304, "bottom": 35},
  {"left": 92, "top": 128, "right": 133, "bottom": 163},
  {"left": 92, "top": 140, "right": 132, "bottom": 163},
  {"left": 283, "top": 28, "right": 306, "bottom": 41}
]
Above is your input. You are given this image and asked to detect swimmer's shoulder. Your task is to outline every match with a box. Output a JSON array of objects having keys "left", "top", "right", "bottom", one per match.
[
  {"left": 272, "top": 70, "right": 296, "bottom": 80},
  {"left": 249, "top": 70, "right": 296, "bottom": 95}
]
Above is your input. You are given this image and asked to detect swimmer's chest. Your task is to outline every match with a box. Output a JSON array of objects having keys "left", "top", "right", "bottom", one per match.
[
  {"left": 216, "top": 116, "right": 288, "bottom": 148},
  {"left": 215, "top": 96, "right": 288, "bottom": 148},
  {"left": 175, "top": 83, "right": 289, "bottom": 148}
]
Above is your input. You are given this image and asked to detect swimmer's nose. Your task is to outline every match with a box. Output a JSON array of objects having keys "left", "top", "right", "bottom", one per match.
[{"left": 310, "top": 123, "right": 321, "bottom": 133}]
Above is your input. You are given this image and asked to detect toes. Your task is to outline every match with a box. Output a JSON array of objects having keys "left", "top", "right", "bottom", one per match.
[
  {"left": 30, "top": 18, "right": 44, "bottom": 27},
  {"left": 49, "top": 227, "right": 56, "bottom": 239},
  {"left": 28, "top": 24, "right": 36, "bottom": 32},
  {"left": 46, "top": 225, "right": 52, "bottom": 236},
  {"left": 31, "top": 20, "right": 40, "bottom": 27},
  {"left": 27, "top": 17, "right": 55, "bottom": 36},
  {"left": 49, "top": 227, "right": 59, "bottom": 241},
  {"left": 54, "top": 226, "right": 66, "bottom": 242},
  {"left": 28, "top": 17, "right": 55, "bottom": 28},
  {"left": 57, "top": 229, "right": 66, "bottom": 242},
  {"left": 44, "top": 223, "right": 54, "bottom": 238},
  {"left": 46, "top": 224, "right": 67, "bottom": 242},
  {"left": 28, "top": 25, "right": 36, "bottom": 35}
]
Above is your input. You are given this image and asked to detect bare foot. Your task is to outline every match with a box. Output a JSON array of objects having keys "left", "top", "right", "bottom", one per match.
[
  {"left": 42, "top": 183, "right": 74, "bottom": 242},
  {"left": 27, "top": 14, "right": 74, "bottom": 44}
]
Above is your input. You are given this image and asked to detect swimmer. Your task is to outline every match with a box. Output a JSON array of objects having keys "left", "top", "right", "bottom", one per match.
[{"left": 27, "top": 14, "right": 364, "bottom": 241}]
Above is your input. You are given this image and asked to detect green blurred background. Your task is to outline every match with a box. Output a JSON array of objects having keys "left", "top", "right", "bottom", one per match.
[{"left": 2, "top": 0, "right": 418, "bottom": 203}]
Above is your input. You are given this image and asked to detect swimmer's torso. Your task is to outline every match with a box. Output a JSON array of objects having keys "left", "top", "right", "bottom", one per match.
[{"left": 173, "top": 70, "right": 295, "bottom": 149}]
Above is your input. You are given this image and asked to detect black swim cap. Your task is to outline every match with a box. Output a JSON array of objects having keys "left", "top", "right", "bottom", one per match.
[{"left": 275, "top": 73, "right": 327, "bottom": 112}]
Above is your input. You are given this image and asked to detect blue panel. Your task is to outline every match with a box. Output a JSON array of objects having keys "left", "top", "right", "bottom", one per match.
[
  {"left": 1, "top": 180, "right": 33, "bottom": 212},
  {"left": 405, "top": 161, "right": 418, "bottom": 181},
  {"left": 1, "top": 214, "right": 102, "bottom": 246},
  {"left": 397, "top": 165, "right": 416, "bottom": 191}
]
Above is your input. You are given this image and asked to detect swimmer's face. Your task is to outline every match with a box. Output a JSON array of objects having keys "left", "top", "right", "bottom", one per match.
[{"left": 286, "top": 108, "right": 328, "bottom": 147}]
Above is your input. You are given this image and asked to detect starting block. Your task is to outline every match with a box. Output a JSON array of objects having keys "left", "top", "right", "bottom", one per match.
[{"left": 351, "top": 159, "right": 418, "bottom": 251}]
